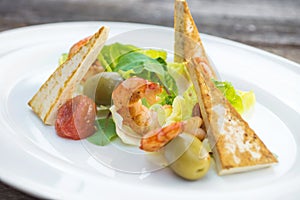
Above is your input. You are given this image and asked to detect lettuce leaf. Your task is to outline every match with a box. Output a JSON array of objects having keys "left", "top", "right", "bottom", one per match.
[
  {"left": 149, "top": 104, "right": 172, "bottom": 126},
  {"left": 98, "top": 43, "right": 137, "bottom": 71},
  {"left": 114, "top": 51, "right": 178, "bottom": 102},
  {"left": 137, "top": 49, "right": 167, "bottom": 60},
  {"left": 98, "top": 43, "right": 178, "bottom": 105},
  {"left": 182, "top": 84, "right": 198, "bottom": 117},
  {"left": 167, "top": 62, "right": 190, "bottom": 81},
  {"left": 166, "top": 84, "right": 198, "bottom": 124},
  {"left": 166, "top": 96, "right": 185, "bottom": 124},
  {"left": 87, "top": 118, "right": 117, "bottom": 146},
  {"left": 213, "top": 80, "right": 255, "bottom": 114},
  {"left": 115, "top": 52, "right": 165, "bottom": 75},
  {"left": 237, "top": 90, "right": 256, "bottom": 113},
  {"left": 98, "top": 43, "right": 167, "bottom": 71},
  {"left": 167, "top": 62, "right": 191, "bottom": 95},
  {"left": 58, "top": 53, "right": 68, "bottom": 65}
]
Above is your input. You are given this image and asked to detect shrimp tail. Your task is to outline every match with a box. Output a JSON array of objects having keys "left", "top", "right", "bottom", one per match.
[{"left": 140, "top": 122, "right": 184, "bottom": 152}]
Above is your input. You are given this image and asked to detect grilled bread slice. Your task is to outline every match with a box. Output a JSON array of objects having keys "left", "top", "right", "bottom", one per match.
[
  {"left": 28, "top": 26, "right": 110, "bottom": 125},
  {"left": 186, "top": 58, "right": 278, "bottom": 175},
  {"left": 174, "top": 0, "right": 216, "bottom": 78}
]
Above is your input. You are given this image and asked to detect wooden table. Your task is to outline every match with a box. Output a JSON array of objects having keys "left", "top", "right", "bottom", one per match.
[{"left": 0, "top": 0, "right": 299, "bottom": 199}]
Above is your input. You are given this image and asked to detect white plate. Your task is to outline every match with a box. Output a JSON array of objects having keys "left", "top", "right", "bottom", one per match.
[{"left": 0, "top": 22, "right": 300, "bottom": 200}]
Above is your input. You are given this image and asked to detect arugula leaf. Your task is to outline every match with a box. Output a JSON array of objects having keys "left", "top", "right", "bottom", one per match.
[
  {"left": 115, "top": 52, "right": 164, "bottom": 74},
  {"left": 97, "top": 43, "right": 178, "bottom": 104},
  {"left": 87, "top": 118, "right": 117, "bottom": 146},
  {"left": 114, "top": 52, "right": 178, "bottom": 99},
  {"left": 98, "top": 43, "right": 137, "bottom": 71},
  {"left": 61, "top": 42, "right": 178, "bottom": 106}
]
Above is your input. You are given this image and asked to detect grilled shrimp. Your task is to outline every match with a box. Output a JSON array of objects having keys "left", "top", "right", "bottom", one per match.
[
  {"left": 69, "top": 36, "right": 104, "bottom": 83},
  {"left": 112, "top": 77, "right": 163, "bottom": 135},
  {"left": 140, "top": 116, "right": 206, "bottom": 152},
  {"left": 69, "top": 36, "right": 92, "bottom": 57}
]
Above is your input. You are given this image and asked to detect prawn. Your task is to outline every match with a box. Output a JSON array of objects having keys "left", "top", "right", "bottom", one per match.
[
  {"left": 194, "top": 57, "right": 216, "bottom": 79},
  {"left": 112, "top": 77, "right": 163, "bottom": 135},
  {"left": 68, "top": 36, "right": 104, "bottom": 83},
  {"left": 140, "top": 116, "right": 206, "bottom": 152}
]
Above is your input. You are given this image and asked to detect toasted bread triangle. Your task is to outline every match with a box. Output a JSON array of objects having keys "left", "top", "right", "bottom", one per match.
[
  {"left": 174, "top": 0, "right": 216, "bottom": 78},
  {"left": 186, "top": 58, "right": 278, "bottom": 175},
  {"left": 28, "top": 26, "right": 109, "bottom": 125}
]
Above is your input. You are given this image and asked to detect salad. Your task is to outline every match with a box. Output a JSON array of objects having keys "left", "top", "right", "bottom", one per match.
[
  {"left": 54, "top": 39, "right": 255, "bottom": 180},
  {"left": 28, "top": 0, "right": 278, "bottom": 181}
]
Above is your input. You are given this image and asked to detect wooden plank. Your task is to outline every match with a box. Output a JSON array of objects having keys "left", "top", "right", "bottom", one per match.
[{"left": 0, "top": 181, "right": 34, "bottom": 200}]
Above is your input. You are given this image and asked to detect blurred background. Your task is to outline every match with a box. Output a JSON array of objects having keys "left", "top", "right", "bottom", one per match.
[
  {"left": 0, "top": 0, "right": 299, "bottom": 199},
  {"left": 1, "top": 0, "right": 299, "bottom": 63}
]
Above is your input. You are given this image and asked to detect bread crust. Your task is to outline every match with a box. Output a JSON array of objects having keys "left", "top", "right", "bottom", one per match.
[
  {"left": 174, "top": 0, "right": 277, "bottom": 175},
  {"left": 174, "top": 0, "right": 216, "bottom": 78},
  {"left": 187, "top": 58, "right": 278, "bottom": 175},
  {"left": 28, "top": 26, "right": 109, "bottom": 125}
]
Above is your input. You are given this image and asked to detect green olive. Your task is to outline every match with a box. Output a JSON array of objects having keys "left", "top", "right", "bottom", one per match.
[
  {"left": 83, "top": 72, "right": 123, "bottom": 106},
  {"left": 164, "top": 133, "right": 211, "bottom": 180}
]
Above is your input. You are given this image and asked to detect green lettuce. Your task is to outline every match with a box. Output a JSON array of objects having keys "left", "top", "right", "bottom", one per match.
[
  {"left": 98, "top": 43, "right": 137, "bottom": 71},
  {"left": 213, "top": 80, "right": 255, "bottom": 114},
  {"left": 99, "top": 43, "right": 178, "bottom": 105},
  {"left": 59, "top": 43, "right": 178, "bottom": 105},
  {"left": 166, "top": 62, "right": 192, "bottom": 95},
  {"left": 115, "top": 52, "right": 166, "bottom": 75},
  {"left": 182, "top": 85, "right": 198, "bottom": 117},
  {"left": 137, "top": 49, "right": 167, "bottom": 60},
  {"left": 166, "top": 84, "right": 198, "bottom": 124},
  {"left": 87, "top": 118, "right": 117, "bottom": 146},
  {"left": 98, "top": 43, "right": 167, "bottom": 71},
  {"left": 167, "top": 62, "right": 190, "bottom": 81},
  {"left": 58, "top": 53, "right": 68, "bottom": 65},
  {"left": 149, "top": 104, "right": 168, "bottom": 126},
  {"left": 115, "top": 52, "right": 177, "bottom": 99}
]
